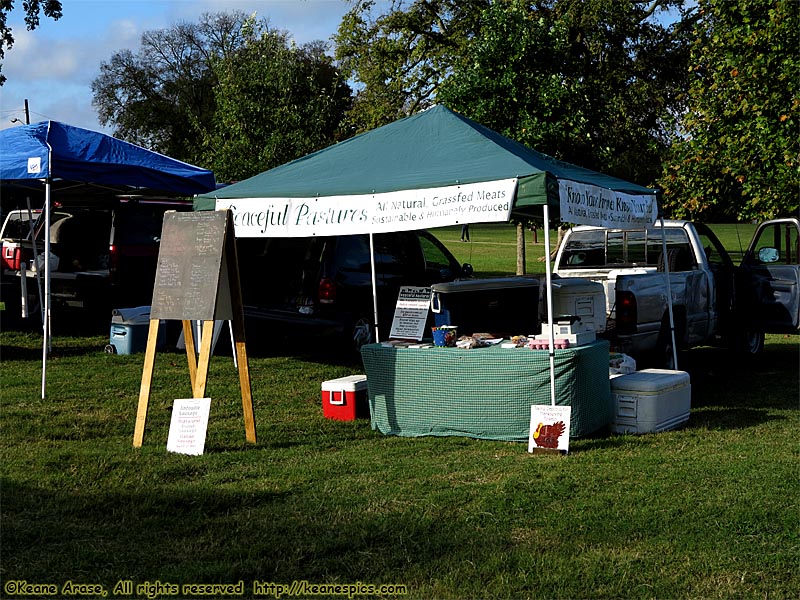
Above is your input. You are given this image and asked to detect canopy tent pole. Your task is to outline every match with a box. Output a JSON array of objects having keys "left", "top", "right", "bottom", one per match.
[
  {"left": 41, "top": 178, "right": 51, "bottom": 399},
  {"left": 659, "top": 215, "right": 679, "bottom": 369},
  {"left": 368, "top": 233, "right": 380, "bottom": 343},
  {"left": 25, "top": 196, "right": 44, "bottom": 323},
  {"left": 543, "top": 204, "right": 557, "bottom": 406}
]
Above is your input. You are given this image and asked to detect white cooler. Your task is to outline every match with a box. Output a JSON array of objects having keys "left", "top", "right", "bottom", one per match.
[
  {"left": 610, "top": 368, "right": 691, "bottom": 434},
  {"left": 547, "top": 277, "right": 607, "bottom": 333}
]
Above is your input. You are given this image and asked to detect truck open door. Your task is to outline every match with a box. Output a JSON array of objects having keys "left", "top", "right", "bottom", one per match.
[{"left": 738, "top": 218, "right": 800, "bottom": 347}]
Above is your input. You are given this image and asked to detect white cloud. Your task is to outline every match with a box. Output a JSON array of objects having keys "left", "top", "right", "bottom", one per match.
[{"left": 0, "top": 0, "right": 380, "bottom": 131}]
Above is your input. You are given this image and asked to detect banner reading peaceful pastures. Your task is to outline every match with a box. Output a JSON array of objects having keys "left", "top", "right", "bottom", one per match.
[
  {"left": 215, "top": 179, "right": 517, "bottom": 237},
  {"left": 558, "top": 180, "right": 657, "bottom": 229}
]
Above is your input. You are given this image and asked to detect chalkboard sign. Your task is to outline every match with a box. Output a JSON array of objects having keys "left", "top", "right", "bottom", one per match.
[
  {"left": 135, "top": 208, "right": 255, "bottom": 449},
  {"left": 151, "top": 211, "right": 228, "bottom": 321}
]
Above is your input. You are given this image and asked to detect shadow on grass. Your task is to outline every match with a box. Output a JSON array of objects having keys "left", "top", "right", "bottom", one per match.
[
  {"left": 678, "top": 342, "right": 798, "bottom": 411},
  {"left": 1, "top": 476, "right": 490, "bottom": 586},
  {"left": 685, "top": 407, "right": 786, "bottom": 431}
]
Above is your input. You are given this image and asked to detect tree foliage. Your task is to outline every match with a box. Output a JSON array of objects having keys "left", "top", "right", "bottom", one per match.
[
  {"left": 438, "top": 0, "right": 692, "bottom": 188},
  {"left": 0, "top": 0, "right": 63, "bottom": 85},
  {"left": 661, "top": 0, "right": 800, "bottom": 221},
  {"left": 92, "top": 11, "right": 351, "bottom": 181},
  {"left": 92, "top": 12, "right": 249, "bottom": 164},
  {"left": 203, "top": 32, "right": 351, "bottom": 181},
  {"left": 334, "top": 0, "right": 488, "bottom": 133}
]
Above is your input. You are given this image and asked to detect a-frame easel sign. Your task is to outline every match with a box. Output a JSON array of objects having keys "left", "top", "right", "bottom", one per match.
[{"left": 133, "top": 209, "right": 256, "bottom": 447}]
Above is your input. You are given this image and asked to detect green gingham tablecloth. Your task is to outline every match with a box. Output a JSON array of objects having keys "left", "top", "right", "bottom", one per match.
[{"left": 360, "top": 339, "right": 612, "bottom": 441}]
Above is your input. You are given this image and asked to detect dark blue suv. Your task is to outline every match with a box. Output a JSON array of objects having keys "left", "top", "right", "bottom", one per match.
[{"left": 236, "top": 230, "right": 471, "bottom": 350}]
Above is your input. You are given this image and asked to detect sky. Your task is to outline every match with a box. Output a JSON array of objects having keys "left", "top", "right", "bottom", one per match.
[{"left": 1, "top": 0, "right": 376, "bottom": 132}]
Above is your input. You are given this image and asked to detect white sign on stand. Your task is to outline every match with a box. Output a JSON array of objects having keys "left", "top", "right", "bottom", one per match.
[
  {"left": 528, "top": 405, "right": 572, "bottom": 454},
  {"left": 167, "top": 398, "right": 212, "bottom": 455},
  {"left": 389, "top": 286, "right": 431, "bottom": 340}
]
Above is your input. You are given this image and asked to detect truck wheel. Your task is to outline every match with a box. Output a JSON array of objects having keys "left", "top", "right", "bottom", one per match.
[
  {"left": 351, "top": 315, "right": 374, "bottom": 352},
  {"left": 655, "top": 329, "right": 679, "bottom": 370},
  {"left": 740, "top": 328, "right": 764, "bottom": 356}
]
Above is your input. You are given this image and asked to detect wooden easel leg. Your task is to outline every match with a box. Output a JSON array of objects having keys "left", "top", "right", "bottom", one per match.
[
  {"left": 192, "top": 320, "right": 215, "bottom": 398},
  {"left": 231, "top": 318, "right": 256, "bottom": 443},
  {"left": 133, "top": 319, "right": 162, "bottom": 448},
  {"left": 182, "top": 320, "right": 198, "bottom": 391}
]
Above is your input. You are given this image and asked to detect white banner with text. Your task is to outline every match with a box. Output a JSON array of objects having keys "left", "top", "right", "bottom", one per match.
[
  {"left": 558, "top": 180, "right": 657, "bottom": 229},
  {"left": 215, "top": 179, "right": 517, "bottom": 237}
]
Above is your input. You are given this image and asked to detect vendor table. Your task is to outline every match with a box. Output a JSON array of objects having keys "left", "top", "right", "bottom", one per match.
[{"left": 360, "top": 340, "right": 612, "bottom": 442}]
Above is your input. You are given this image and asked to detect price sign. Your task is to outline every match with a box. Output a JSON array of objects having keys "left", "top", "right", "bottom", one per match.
[
  {"left": 389, "top": 286, "right": 431, "bottom": 340},
  {"left": 167, "top": 398, "right": 212, "bottom": 455}
]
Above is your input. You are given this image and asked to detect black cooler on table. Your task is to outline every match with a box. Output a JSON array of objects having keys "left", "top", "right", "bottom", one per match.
[{"left": 430, "top": 276, "right": 540, "bottom": 337}]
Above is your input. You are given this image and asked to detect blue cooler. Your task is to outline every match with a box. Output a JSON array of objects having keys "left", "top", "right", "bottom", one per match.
[
  {"left": 430, "top": 276, "right": 540, "bottom": 336},
  {"left": 106, "top": 306, "right": 165, "bottom": 354}
]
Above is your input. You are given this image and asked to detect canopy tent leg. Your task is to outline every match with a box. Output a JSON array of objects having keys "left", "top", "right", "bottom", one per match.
[
  {"left": 369, "top": 233, "right": 380, "bottom": 343},
  {"left": 659, "top": 215, "right": 679, "bottom": 370},
  {"left": 543, "top": 204, "right": 557, "bottom": 406},
  {"left": 25, "top": 196, "right": 44, "bottom": 324},
  {"left": 41, "top": 178, "right": 51, "bottom": 400}
]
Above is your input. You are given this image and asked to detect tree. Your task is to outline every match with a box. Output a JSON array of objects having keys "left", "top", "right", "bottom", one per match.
[
  {"left": 660, "top": 0, "right": 800, "bottom": 221},
  {"left": 334, "top": 0, "right": 488, "bottom": 133},
  {"left": 92, "top": 11, "right": 250, "bottom": 164},
  {"left": 202, "top": 34, "right": 352, "bottom": 182},
  {"left": 92, "top": 12, "right": 352, "bottom": 181},
  {"left": 438, "top": 0, "right": 692, "bottom": 188},
  {"left": 0, "top": 0, "right": 62, "bottom": 85}
]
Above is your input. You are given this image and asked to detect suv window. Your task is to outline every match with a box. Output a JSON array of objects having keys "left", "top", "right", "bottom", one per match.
[
  {"left": 1, "top": 210, "right": 41, "bottom": 239},
  {"left": 375, "top": 232, "right": 423, "bottom": 277},
  {"left": 419, "top": 234, "right": 454, "bottom": 274},
  {"left": 334, "top": 235, "right": 372, "bottom": 271}
]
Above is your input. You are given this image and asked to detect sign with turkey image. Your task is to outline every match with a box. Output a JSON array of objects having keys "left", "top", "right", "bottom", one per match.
[{"left": 528, "top": 405, "right": 572, "bottom": 453}]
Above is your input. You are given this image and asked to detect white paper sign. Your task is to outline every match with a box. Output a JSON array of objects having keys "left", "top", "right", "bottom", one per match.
[
  {"left": 27, "top": 157, "right": 42, "bottom": 174},
  {"left": 167, "top": 398, "right": 212, "bottom": 456},
  {"left": 528, "top": 405, "right": 572, "bottom": 453},
  {"left": 216, "top": 179, "right": 517, "bottom": 238},
  {"left": 558, "top": 180, "right": 657, "bottom": 229},
  {"left": 389, "top": 286, "right": 431, "bottom": 340}
]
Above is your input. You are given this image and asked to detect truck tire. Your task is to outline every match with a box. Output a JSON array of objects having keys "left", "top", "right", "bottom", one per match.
[
  {"left": 739, "top": 328, "right": 765, "bottom": 356},
  {"left": 654, "top": 330, "right": 678, "bottom": 370},
  {"left": 350, "top": 315, "right": 374, "bottom": 352}
]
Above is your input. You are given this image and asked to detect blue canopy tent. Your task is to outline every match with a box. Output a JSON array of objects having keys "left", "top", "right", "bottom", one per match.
[{"left": 0, "top": 120, "right": 216, "bottom": 398}]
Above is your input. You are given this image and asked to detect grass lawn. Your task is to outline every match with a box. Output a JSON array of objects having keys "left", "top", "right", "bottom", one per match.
[{"left": 1, "top": 222, "right": 798, "bottom": 599}]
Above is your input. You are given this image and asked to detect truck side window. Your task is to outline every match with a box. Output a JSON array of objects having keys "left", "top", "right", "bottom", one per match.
[
  {"left": 626, "top": 231, "right": 646, "bottom": 265},
  {"left": 645, "top": 229, "right": 692, "bottom": 268},
  {"left": 696, "top": 230, "right": 729, "bottom": 268},
  {"left": 607, "top": 231, "right": 624, "bottom": 264},
  {"left": 559, "top": 230, "right": 605, "bottom": 268}
]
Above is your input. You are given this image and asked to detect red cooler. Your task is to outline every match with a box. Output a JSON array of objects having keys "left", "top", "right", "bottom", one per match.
[
  {"left": 2, "top": 241, "right": 32, "bottom": 271},
  {"left": 322, "top": 375, "right": 368, "bottom": 421}
]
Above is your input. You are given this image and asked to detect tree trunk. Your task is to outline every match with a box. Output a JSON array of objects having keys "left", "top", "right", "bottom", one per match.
[
  {"left": 516, "top": 222, "right": 526, "bottom": 275},
  {"left": 551, "top": 226, "right": 567, "bottom": 260}
]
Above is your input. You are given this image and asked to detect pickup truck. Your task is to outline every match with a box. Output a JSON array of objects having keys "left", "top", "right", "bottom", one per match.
[
  {"left": 0, "top": 199, "right": 193, "bottom": 327},
  {"left": 551, "top": 218, "right": 800, "bottom": 367}
]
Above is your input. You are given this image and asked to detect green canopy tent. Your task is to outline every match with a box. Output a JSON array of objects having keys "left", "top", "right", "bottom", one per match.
[{"left": 197, "top": 105, "right": 659, "bottom": 404}]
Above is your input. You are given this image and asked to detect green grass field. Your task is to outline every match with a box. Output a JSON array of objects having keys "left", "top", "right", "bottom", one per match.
[
  {"left": 1, "top": 223, "right": 798, "bottom": 600},
  {"left": 429, "top": 222, "right": 760, "bottom": 277}
]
